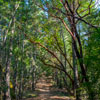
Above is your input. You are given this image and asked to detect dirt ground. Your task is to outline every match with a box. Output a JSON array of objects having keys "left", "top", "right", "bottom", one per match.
[{"left": 22, "top": 77, "right": 75, "bottom": 100}]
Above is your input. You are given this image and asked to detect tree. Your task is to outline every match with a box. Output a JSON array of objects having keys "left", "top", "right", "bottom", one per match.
[{"left": 0, "top": 0, "right": 100, "bottom": 100}]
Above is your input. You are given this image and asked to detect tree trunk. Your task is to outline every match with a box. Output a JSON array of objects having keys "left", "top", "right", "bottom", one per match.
[
  {"left": 6, "top": 60, "right": 11, "bottom": 100},
  {"left": 13, "top": 60, "right": 18, "bottom": 100},
  {"left": 32, "top": 66, "right": 35, "bottom": 91},
  {"left": 72, "top": 39, "right": 81, "bottom": 100}
]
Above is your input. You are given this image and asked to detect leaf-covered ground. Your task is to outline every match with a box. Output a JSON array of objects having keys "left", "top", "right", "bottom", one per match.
[{"left": 22, "top": 77, "right": 75, "bottom": 100}]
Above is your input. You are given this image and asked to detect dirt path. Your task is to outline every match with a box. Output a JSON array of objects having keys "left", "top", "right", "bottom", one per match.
[{"left": 23, "top": 77, "right": 75, "bottom": 100}]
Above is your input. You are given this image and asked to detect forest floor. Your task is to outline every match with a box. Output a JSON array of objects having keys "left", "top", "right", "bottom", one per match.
[{"left": 22, "top": 77, "right": 75, "bottom": 100}]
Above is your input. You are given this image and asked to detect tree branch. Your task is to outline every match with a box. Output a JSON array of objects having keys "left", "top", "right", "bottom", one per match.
[
  {"left": 54, "top": 34, "right": 73, "bottom": 70},
  {"left": 40, "top": 57, "right": 74, "bottom": 83}
]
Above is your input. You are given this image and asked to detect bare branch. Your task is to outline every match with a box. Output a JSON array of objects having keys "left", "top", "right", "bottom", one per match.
[
  {"left": 54, "top": 35, "right": 73, "bottom": 70},
  {"left": 40, "top": 57, "right": 74, "bottom": 82},
  {"left": 76, "top": 0, "right": 93, "bottom": 18},
  {"left": 76, "top": 16, "right": 98, "bottom": 28},
  {"left": 24, "top": 33, "right": 65, "bottom": 69},
  {"left": 52, "top": 7, "right": 67, "bottom": 16},
  {"left": 50, "top": 14, "right": 76, "bottom": 40},
  {"left": 65, "top": 0, "right": 73, "bottom": 14}
]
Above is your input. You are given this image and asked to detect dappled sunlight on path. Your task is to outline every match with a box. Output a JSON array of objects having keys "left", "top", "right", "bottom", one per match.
[{"left": 23, "top": 77, "right": 75, "bottom": 100}]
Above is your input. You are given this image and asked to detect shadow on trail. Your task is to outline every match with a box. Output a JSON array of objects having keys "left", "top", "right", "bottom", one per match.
[{"left": 22, "top": 77, "right": 75, "bottom": 100}]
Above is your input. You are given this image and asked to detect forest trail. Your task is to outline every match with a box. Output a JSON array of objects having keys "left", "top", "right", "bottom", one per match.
[{"left": 23, "top": 77, "right": 75, "bottom": 100}]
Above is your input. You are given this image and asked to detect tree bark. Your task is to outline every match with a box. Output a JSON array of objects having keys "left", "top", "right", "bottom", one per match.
[
  {"left": 6, "top": 60, "right": 11, "bottom": 100},
  {"left": 72, "top": 39, "right": 81, "bottom": 100}
]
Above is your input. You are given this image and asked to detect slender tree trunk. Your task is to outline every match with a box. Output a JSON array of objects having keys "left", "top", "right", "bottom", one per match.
[
  {"left": 6, "top": 60, "right": 11, "bottom": 100},
  {"left": 18, "top": 61, "right": 23, "bottom": 100},
  {"left": 5, "top": 33, "right": 12, "bottom": 100},
  {"left": 72, "top": 39, "right": 80, "bottom": 100},
  {"left": 31, "top": 46, "right": 37, "bottom": 91},
  {"left": 61, "top": 32, "right": 67, "bottom": 69},
  {"left": 13, "top": 60, "right": 18, "bottom": 100},
  {"left": 18, "top": 41, "right": 24, "bottom": 99},
  {"left": 31, "top": 66, "right": 35, "bottom": 91}
]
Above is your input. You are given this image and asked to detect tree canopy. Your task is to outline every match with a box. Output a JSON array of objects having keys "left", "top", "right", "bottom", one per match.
[{"left": 0, "top": 0, "right": 100, "bottom": 100}]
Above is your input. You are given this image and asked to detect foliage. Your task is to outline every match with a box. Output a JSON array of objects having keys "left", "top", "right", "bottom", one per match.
[{"left": 0, "top": 0, "right": 100, "bottom": 100}]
